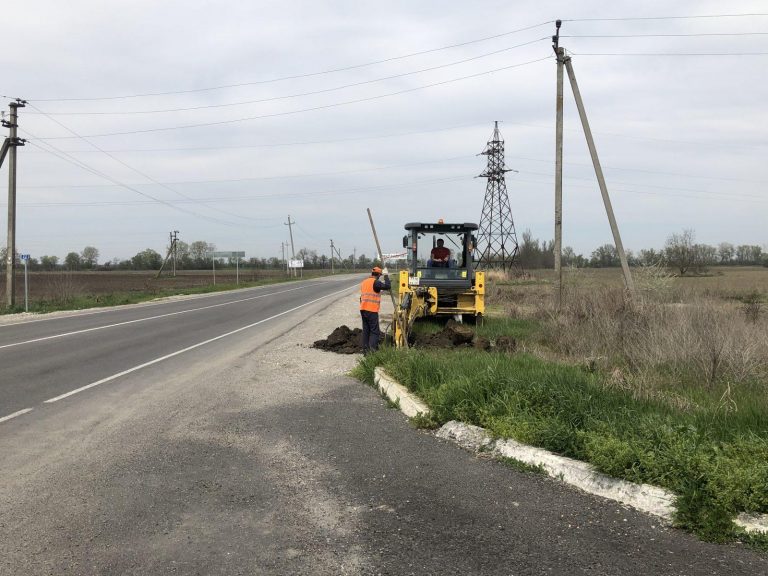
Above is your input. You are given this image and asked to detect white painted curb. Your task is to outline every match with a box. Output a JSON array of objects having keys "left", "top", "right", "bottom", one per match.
[
  {"left": 735, "top": 513, "right": 768, "bottom": 534},
  {"left": 438, "top": 422, "right": 675, "bottom": 523},
  {"left": 373, "top": 367, "right": 430, "bottom": 418},
  {"left": 370, "top": 369, "right": 768, "bottom": 534}
]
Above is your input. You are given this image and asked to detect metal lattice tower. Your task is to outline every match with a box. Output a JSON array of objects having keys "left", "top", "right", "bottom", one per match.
[{"left": 476, "top": 121, "right": 519, "bottom": 271}]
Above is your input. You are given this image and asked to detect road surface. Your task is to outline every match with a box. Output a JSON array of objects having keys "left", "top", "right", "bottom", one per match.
[{"left": 0, "top": 275, "right": 765, "bottom": 575}]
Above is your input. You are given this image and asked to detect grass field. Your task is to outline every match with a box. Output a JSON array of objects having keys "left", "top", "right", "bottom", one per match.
[
  {"left": 356, "top": 266, "right": 768, "bottom": 547},
  {"left": 0, "top": 269, "right": 343, "bottom": 314}
]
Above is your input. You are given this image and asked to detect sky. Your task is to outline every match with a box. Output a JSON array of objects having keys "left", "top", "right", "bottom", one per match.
[{"left": 1, "top": 0, "right": 767, "bottom": 264}]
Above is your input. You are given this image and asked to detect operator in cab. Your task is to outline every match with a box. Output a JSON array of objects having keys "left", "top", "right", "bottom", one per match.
[
  {"left": 429, "top": 238, "right": 450, "bottom": 267},
  {"left": 359, "top": 266, "right": 391, "bottom": 353}
]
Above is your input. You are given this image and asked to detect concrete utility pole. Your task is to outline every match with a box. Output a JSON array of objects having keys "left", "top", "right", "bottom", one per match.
[
  {"left": 284, "top": 216, "right": 296, "bottom": 277},
  {"left": 172, "top": 230, "right": 179, "bottom": 276},
  {"left": 553, "top": 21, "right": 565, "bottom": 308},
  {"left": 4, "top": 100, "right": 26, "bottom": 308},
  {"left": 330, "top": 239, "right": 335, "bottom": 274},
  {"left": 156, "top": 230, "right": 180, "bottom": 279},
  {"left": 563, "top": 55, "right": 635, "bottom": 293}
]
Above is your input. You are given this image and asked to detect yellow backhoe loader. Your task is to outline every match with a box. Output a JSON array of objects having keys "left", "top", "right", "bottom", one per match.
[{"left": 394, "top": 221, "right": 485, "bottom": 347}]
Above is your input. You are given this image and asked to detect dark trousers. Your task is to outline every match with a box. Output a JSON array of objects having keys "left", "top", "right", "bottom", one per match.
[{"left": 360, "top": 310, "right": 381, "bottom": 353}]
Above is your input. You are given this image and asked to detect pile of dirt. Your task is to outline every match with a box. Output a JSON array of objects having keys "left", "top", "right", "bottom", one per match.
[
  {"left": 313, "top": 320, "right": 517, "bottom": 355},
  {"left": 412, "top": 320, "right": 517, "bottom": 353},
  {"left": 312, "top": 325, "right": 363, "bottom": 354},
  {"left": 413, "top": 319, "right": 474, "bottom": 349}
]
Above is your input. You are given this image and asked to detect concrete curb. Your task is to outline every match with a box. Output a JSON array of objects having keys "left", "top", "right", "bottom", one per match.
[
  {"left": 373, "top": 370, "right": 768, "bottom": 534},
  {"left": 373, "top": 367, "right": 430, "bottom": 418},
  {"left": 735, "top": 513, "right": 768, "bottom": 534},
  {"left": 437, "top": 421, "right": 675, "bottom": 524}
]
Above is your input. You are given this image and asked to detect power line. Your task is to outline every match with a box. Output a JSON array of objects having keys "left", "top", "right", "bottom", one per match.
[
  {"left": 20, "top": 150, "right": 767, "bottom": 192},
  {"left": 563, "top": 32, "right": 768, "bottom": 37},
  {"left": 27, "top": 103, "right": 266, "bottom": 224},
  {"left": 19, "top": 154, "right": 476, "bottom": 189},
  {"left": 20, "top": 122, "right": 489, "bottom": 153},
  {"left": 506, "top": 154, "right": 767, "bottom": 186},
  {"left": 514, "top": 176, "right": 768, "bottom": 204},
  {"left": 6, "top": 174, "right": 470, "bottom": 208},
  {"left": 563, "top": 14, "right": 768, "bottom": 22},
  {"left": 29, "top": 38, "right": 548, "bottom": 116},
  {"left": 30, "top": 56, "right": 553, "bottom": 140},
  {"left": 28, "top": 21, "right": 554, "bottom": 102},
  {"left": 25, "top": 135, "right": 254, "bottom": 228},
  {"left": 570, "top": 51, "right": 768, "bottom": 56},
  {"left": 21, "top": 150, "right": 765, "bottom": 193},
  {"left": 519, "top": 169, "right": 765, "bottom": 200}
]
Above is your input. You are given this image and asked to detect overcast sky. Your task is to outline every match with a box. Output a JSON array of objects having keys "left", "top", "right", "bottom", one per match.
[{"left": 2, "top": 0, "right": 766, "bottom": 264}]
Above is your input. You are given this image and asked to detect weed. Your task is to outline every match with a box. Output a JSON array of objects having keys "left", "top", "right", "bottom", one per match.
[
  {"left": 499, "top": 456, "right": 547, "bottom": 475},
  {"left": 410, "top": 412, "right": 439, "bottom": 430},
  {"left": 741, "top": 291, "right": 763, "bottom": 323},
  {"left": 357, "top": 347, "right": 768, "bottom": 543},
  {"left": 354, "top": 267, "right": 768, "bottom": 543}
]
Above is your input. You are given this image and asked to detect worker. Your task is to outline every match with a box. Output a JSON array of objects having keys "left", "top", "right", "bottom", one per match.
[
  {"left": 360, "top": 266, "right": 391, "bottom": 353},
  {"left": 430, "top": 238, "right": 450, "bottom": 267}
]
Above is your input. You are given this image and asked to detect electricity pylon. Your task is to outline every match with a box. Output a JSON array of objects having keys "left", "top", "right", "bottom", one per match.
[{"left": 476, "top": 121, "right": 519, "bottom": 272}]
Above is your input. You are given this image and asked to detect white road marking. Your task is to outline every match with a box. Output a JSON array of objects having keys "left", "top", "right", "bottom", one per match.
[
  {"left": 0, "top": 408, "right": 34, "bottom": 424},
  {"left": 44, "top": 285, "right": 356, "bottom": 404},
  {"left": 0, "top": 282, "right": 330, "bottom": 351}
]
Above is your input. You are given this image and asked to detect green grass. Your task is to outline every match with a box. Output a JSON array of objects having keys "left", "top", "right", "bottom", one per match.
[
  {"left": 353, "top": 344, "right": 768, "bottom": 546},
  {"left": 499, "top": 456, "right": 547, "bottom": 475},
  {"left": 1, "top": 276, "right": 301, "bottom": 315},
  {"left": 476, "top": 317, "right": 540, "bottom": 341},
  {"left": 408, "top": 316, "right": 540, "bottom": 341}
]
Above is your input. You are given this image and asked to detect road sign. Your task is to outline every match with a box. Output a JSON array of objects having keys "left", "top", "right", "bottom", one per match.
[
  {"left": 288, "top": 259, "right": 304, "bottom": 269},
  {"left": 212, "top": 251, "right": 245, "bottom": 258},
  {"left": 20, "top": 254, "right": 30, "bottom": 261}
]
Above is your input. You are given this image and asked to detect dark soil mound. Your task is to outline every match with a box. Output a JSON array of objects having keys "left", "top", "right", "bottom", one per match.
[
  {"left": 313, "top": 325, "right": 363, "bottom": 354},
  {"left": 413, "top": 319, "right": 475, "bottom": 349},
  {"left": 313, "top": 320, "right": 517, "bottom": 355}
]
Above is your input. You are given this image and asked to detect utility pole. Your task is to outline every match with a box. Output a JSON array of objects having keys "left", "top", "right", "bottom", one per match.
[
  {"left": 284, "top": 215, "right": 296, "bottom": 277},
  {"left": 562, "top": 54, "right": 634, "bottom": 293},
  {"left": 281, "top": 242, "right": 286, "bottom": 274},
  {"left": 172, "top": 230, "right": 179, "bottom": 276},
  {"left": 330, "top": 239, "right": 335, "bottom": 274},
  {"left": 3, "top": 99, "right": 27, "bottom": 308},
  {"left": 553, "top": 21, "right": 564, "bottom": 308},
  {"left": 156, "top": 230, "right": 180, "bottom": 279}
]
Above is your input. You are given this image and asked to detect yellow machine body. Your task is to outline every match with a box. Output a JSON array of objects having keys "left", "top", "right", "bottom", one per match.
[{"left": 393, "top": 221, "right": 485, "bottom": 348}]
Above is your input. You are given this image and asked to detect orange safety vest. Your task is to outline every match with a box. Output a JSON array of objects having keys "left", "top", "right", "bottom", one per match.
[{"left": 359, "top": 277, "right": 381, "bottom": 312}]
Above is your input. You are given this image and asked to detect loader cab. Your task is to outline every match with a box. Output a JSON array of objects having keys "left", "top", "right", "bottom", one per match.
[{"left": 402, "top": 222, "right": 478, "bottom": 289}]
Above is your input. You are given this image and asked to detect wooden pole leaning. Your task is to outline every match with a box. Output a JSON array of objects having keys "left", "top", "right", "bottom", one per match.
[
  {"left": 563, "top": 55, "right": 635, "bottom": 294},
  {"left": 366, "top": 208, "right": 408, "bottom": 349}
]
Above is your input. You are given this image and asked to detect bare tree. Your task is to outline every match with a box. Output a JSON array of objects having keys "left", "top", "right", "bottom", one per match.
[
  {"left": 718, "top": 242, "right": 735, "bottom": 265},
  {"left": 664, "top": 229, "right": 696, "bottom": 276}
]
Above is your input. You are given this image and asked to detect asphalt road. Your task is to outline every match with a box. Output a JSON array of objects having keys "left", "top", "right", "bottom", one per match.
[
  {"left": 0, "top": 278, "right": 766, "bottom": 575},
  {"left": 0, "top": 276, "right": 358, "bottom": 418}
]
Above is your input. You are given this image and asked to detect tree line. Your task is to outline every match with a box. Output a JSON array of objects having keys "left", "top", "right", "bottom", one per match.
[
  {"left": 516, "top": 229, "right": 766, "bottom": 274},
  {"left": 2, "top": 230, "right": 764, "bottom": 275},
  {"left": 0, "top": 241, "right": 378, "bottom": 272}
]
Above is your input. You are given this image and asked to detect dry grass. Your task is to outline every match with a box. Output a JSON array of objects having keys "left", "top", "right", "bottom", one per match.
[{"left": 489, "top": 266, "right": 768, "bottom": 409}]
